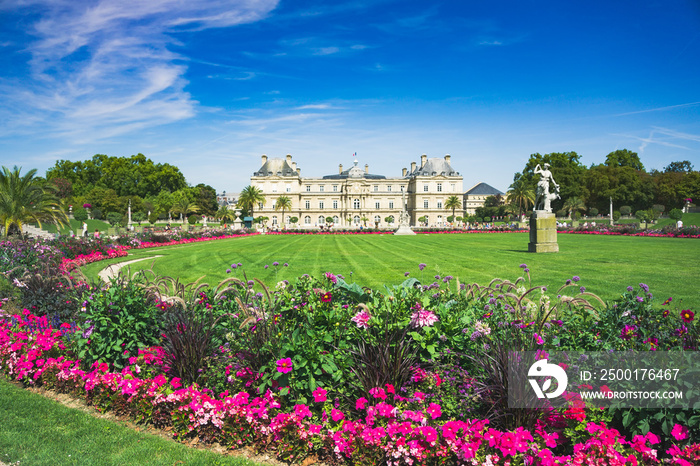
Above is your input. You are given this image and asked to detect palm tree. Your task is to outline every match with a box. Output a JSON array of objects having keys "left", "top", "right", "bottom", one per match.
[
  {"left": 237, "top": 185, "right": 266, "bottom": 219},
  {"left": 170, "top": 198, "right": 199, "bottom": 221},
  {"left": 444, "top": 195, "right": 462, "bottom": 228},
  {"left": 563, "top": 196, "right": 586, "bottom": 218},
  {"left": 506, "top": 176, "right": 535, "bottom": 220},
  {"left": 274, "top": 195, "right": 292, "bottom": 226},
  {"left": 0, "top": 166, "right": 69, "bottom": 237},
  {"left": 215, "top": 205, "right": 236, "bottom": 224}
]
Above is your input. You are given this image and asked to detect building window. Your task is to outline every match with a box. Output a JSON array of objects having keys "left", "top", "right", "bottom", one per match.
[
  {"left": 272, "top": 185, "right": 277, "bottom": 193},
  {"left": 374, "top": 215, "right": 381, "bottom": 224},
  {"left": 305, "top": 185, "right": 311, "bottom": 192},
  {"left": 424, "top": 200, "right": 429, "bottom": 208},
  {"left": 258, "top": 202, "right": 263, "bottom": 210},
  {"left": 353, "top": 198, "right": 360, "bottom": 209},
  {"left": 305, "top": 200, "right": 310, "bottom": 209},
  {"left": 387, "top": 215, "right": 395, "bottom": 223},
  {"left": 333, "top": 185, "right": 338, "bottom": 192},
  {"left": 437, "top": 183, "right": 442, "bottom": 192},
  {"left": 437, "top": 201, "right": 443, "bottom": 209},
  {"left": 389, "top": 201, "right": 394, "bottom": 209},
  {"left": 387, "top": 186, "right": 392, "bottom": 192},
  {"left": 451, "top": 183, "right": 455, "bottom": 192},
  {"left": 353, "top": 215, "right": 361, "bottom": 225},
  {"left": 375, "top": 202, "right": 380, "bottom": 209},
  {"left": 319, "top": 201, "right": 324, "bottom": 209},
  {"left": 333, "top": 215, "right": 339, "bottom": 223},
  {"left": 333, "top": 200, "right": 338, "bottom": 209},
  {"left": 424, "top": 185, "right": 429, "bottom": 192},
  {"left": 437, "top": 215, "right": 443, "bottom": 224},
  {"left": 272, "top": 216, "right": 278, "bottom": 225},
  {"left": 318, "top": 216, "right": 325, "bottom": 224},
  {"left": 374, "top": 185, "right": 379, "bottom": 192},
  {"left": 286, "top": 186, "right": 291, "bottom": 193},
  {"left": 319, "top": 185, "right": 324, "bottom": 192},
  {"left": 304, "top": 215, "right": 311, "bottom": 225}
]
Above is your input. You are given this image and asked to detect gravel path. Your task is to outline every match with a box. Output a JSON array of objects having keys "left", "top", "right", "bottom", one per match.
[{"left": 97, "top": 256, "right": 162, "bottom": 282}]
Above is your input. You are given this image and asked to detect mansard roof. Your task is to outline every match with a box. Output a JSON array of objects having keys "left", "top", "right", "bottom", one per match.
[
  {"left": 465, "top": 182, "right": 504, "bottom": 196},
  {"left": 409, "top": 158, "right": 459, "bottom": 177},
  {"left": 254, "top": 158, "right": 298, "bottom": 177},
  {"left": 322, "top": 160, "right": 386, "bottom": 180}
]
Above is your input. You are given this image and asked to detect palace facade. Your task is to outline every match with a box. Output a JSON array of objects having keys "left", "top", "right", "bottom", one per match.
[{"left": 250, "top": 154, "right": 464, "bottom": 228}]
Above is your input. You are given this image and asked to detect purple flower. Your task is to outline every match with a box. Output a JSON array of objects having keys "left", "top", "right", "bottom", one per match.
[
  {"left": 627, "top": 286, "right": 634, "bottom": 292},
  {"left": 419, "top": 263, "right": 426, "bottom": 271},
  {"left": 572, "top": 276, "right": 580, "bottom": 282},
  {"left": 226, "top": 269, "right": 231, "bottom": 274},
  {"left": 404, "top": 272, "right": 410, "bottom": 277},
  {"left": 636, "top": 296, "right": 644, "bottom": 303},
  {"left": 524, "top": 268, "right": 529, "bottom": 273},
  {"left": 639, "top": 283, "right": 649, "bottom": 293},
  {"left": 620, "top": 325, "right": 638, "bottom": 340},
  {"left": 580, "top": 286, "right": 586, "bottom": 293},
  {"left": 520, "top": 264, "right": 527, "bottom": 269},
  {"left": 237, "top": 263, "right": 242, "bottom": 267},
  {"left": 434, "top": 275, "right": 441, "bottom": 280},
  {"left": 284, "top": 263, "right": 288, "bottom": 267},
  {"left": 264, "top": 264, "right": 269, "bottom": 269},
  {"left": 273, "top": 261, "right": 279, "bottom": 266}
]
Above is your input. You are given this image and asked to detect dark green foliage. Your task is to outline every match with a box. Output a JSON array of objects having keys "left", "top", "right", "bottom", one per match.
[
  {"left": 620, "top": 205, "right": 632, "bottom": 216},
  {"left": 15, "top": 265, "right": 87, "bottom": 319},
  {"left": 148, "top": 212, "right": 159, "bottom": 224},
  {"left": 106, "top": 212, "right": 124, "bottom": 226},
  {"left": 669, "top": 208, "right": 683, "bottom": 221},
  {"left": 73, "top": 207, "right": 88, "bottom": 222},
  {"left": 187, "top": 214, "right": 198, "bottom": 225},
  {"left": 589, "top": 207, "right": 598, "bottom": 216},
  {"left": 71, "top": 276, "right": 163, "bottom": 369}
]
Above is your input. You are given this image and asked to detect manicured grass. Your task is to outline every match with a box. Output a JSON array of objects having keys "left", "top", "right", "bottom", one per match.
[
  {"left": 81, "top": 232, "right": 700, "bottom": 310},
  {"left": 0, "top": 377, "right": 262, "bottom": 466},
  {"left": 35, "top": 218, "right": 111, "bottom": 235}
]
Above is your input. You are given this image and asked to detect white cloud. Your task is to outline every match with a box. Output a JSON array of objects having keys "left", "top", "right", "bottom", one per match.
[{"left": 0, "top": 0, "right": 279, "bottom": 143}]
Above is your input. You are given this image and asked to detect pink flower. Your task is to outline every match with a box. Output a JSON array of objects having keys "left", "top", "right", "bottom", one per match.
[
  {"left": 356, "top": 397, "right": 368, "bottom": 410},
  {"left": 369, "top": 387, "right": 387, "bottom": 400},
  {"left": 171, "top": 377, "right": 181, "bottom": 389},
  {"left": 411, "top": 309, "right": 439, "bottom": 328},
  {"left": 426, "top": 402, "right": 442, "bottom": 419},
  {"left": 351, "top": 310, "right": 371, "bottom": 328},
  {"left": 294, "top": 404, "right": 312, "bottom": 419},
  {"left": 671, "top": 423, "right": 689, "bottom": 441},
  {"left": 276, "top": 357, "right": 293, "bottom": 374},
  {"left": 313, "top": 387, "right": 327, "bottom": 402},
  {"left": 330, "top": 408, "right": 344, "bottom": 422}
]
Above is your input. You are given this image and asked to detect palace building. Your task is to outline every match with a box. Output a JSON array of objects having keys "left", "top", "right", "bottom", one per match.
[{"left": 250, "top": 154, "right": 465, "bottom": 228}]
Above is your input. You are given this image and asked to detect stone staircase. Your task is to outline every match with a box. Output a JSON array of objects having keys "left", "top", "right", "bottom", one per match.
[{"left": 21, "top": 224, "right": 56, "bottom": 240}]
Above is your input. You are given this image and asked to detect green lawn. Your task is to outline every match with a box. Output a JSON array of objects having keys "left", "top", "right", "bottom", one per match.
[
  {"left": 0, "top": 377, "right": 262, "bottom": 466},
  {"left": 81, "top": 232, "right": 700, "bottom": 310}
]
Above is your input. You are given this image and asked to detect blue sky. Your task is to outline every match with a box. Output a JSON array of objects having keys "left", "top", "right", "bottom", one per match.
[{"left": 1, "top": 0, "right": 699, "bottom": 194}]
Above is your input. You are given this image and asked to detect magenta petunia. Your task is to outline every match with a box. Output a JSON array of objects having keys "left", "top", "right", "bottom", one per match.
[
  {"left": 313, "top": 387, "right": 327, "bottom": 402},
  {"left": 276, "top": 357, "right": 293, "bottom": 374}
]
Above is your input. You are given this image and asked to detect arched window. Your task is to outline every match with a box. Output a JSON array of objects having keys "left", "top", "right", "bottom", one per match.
[
  {"left": 353, "top": 198, "right": 360, "bottom": 209},
  {"left": 374, "top": 215, "right": 381, "bottom": 224},
  {"left": 353, "top": 215, "right": 361, "bottom": 225},
  {"left": 333, "top": 216, "right": 339, "bottom": 224},
  {"left": 318, "top": 215, "right": 325, "bottom": 224},
  {"left": 304, "top": 216, "right": 311, "bottom": 225},
  {"left": 388, "top": 215, "right": 395, "bottom": 223}
]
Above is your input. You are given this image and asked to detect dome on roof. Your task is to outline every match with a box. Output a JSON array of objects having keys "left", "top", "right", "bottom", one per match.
[{"left": 254, "top": 157, "right": 298, "bottom": 177}]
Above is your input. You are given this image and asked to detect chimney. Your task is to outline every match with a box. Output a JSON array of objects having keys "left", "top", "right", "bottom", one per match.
[
  {"left": 292, "top": 162, "right": 297, "bottom": 171},
  {"left": 297, "top": 168, "right": 301, "bottom": 175},
  {"left": 402, "top": 167, "right": 407, "bottom": 176},
  {"left": 365, "top": 164, "right": 369, "bottom": 174},
  {"left": 261, "top": 154, "right": 268, "bottom": 164},
  {"left": 411, "top": 161, "right": 416, "bottom": 172},
  {"left": 339, "top": 164, "right": 343, "bottom": 174},
  {"left": 444, "top": 154, "right": 451, "bottom": 164},
  {"left": 286, "top": 154, "right": 292, "bottom": 163},
  {"left": 421, "top": 154, "right": 427, "bottom": 167}
]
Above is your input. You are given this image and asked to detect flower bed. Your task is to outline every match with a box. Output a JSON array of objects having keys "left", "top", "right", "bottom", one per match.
[
  {"left": 558, "top": 224, "right": 700, "bottom": 239},
  {"left": 1, "top": 309, "right": 699, "bottom": 465}
]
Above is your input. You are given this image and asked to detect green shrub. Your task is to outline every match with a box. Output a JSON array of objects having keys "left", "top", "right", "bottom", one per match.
[
  {"left": 669, "top": 208, "right": 683, "bottom": 221},
  {"left": 73, "top": 207, "right": 88, "bottom": 222},
  {"left": 91, "top": 207, "right": 103, "bottom": 220},
  {"left": 16, "top": 265, "right": 87, "bottom": 319},
  {"left": 589, "top": 207, "right": 598, "bottom": 216},
  {"left": 620, "top": 205, "right": 632, "bottom": 216},
  {"left": 71, "top": 276, "right": 163, "bottom": 369},
  {"left": 188, "top": 214, "right": 198, "bottom": 225},
  {"left": 613, "top": 210, "right": 621, "bottom": 221},
  {"left": 106, "top": 212, "right": 124, "bottom": 226}
]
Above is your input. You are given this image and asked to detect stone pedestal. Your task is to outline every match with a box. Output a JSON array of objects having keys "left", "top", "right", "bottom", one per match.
[
  {"left": 394, "top": 224, "right": 416, "bottom": 235},
  {"left": 528, "top": 211, "right": 559, "bottom": 253}
]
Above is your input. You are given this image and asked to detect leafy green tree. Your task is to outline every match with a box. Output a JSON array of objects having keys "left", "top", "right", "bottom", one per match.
[
  {"left": 73, "top": 207, "right": 88, "bottom": 222},
  {"left": 0, "top": 166, "right": 69, "bottom": 236},
  {"left": 563, "top": 196, "right": 585, "bottom": 218},
  {"left": 106, "top": 212, "right": 124, "bottom": 226},
  {"left": 194, "top": 183, "right": 219, "bottom": 217},
  {"left": 507, "top": 173, "right": 536, "bottom": 219},
  {"left": 215, "top": 205, "right": 236, "bottom": 224},
  {"left": 132, "top": 212, "right": 147, "bottom": 225},
  {"left": 605, "top": 149, "right": 645, "bottom": 171},
  {"left": 237, "top": 185, "right": 266, "bottom": 219},
  {"left": 148, "top": 212, "right": 159, "bottom": 225},
  {"left": 522, "top": 152, "right": 586, "bottom": 213},
  {"left": 635, "top": 210, "right": 649, "bottom": 223},
  {"left": 444, "top": 195, "right": 462, "bottom": 227},
  {"left": 668, "top": 208, "right": 683, "bottom": 221},
  {"left": 589, "top": 207, "right": 598, "bottom": 217},
  {"left": 619, "top": 205, "right": 632, "bottom": 217},
  {"left": 171, "top": 197, "right": 199, "bottom": 221},
  {"left": 275, "top": 195, "right": 292, "bottom": 225},
  {"left": 664, "top": 161, "right": 694, "bottom": 173}
]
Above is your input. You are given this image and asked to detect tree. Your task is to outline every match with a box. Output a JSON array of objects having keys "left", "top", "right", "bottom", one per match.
[
  {"left": 194, "top": 183, "right": 219, "bottom": 217},
  {"left": 237, "top": 185, "right": 266, "bottom": 219},
  {"left": 274, "top": 195, "right": 292, "bottom": 225},
  {"left": 215, "top": 205, "right": 236, "bottom": 224},
  {"left": 605, "top": 149, "right": 645, "bottom": 171},
  {"left": 507, "top": 173, "right": 536, "bottom": 219},
  {"left": 668, "top": 208, "right": 683, "bottom": 221},
  {"left": 444, "top": 195, "right": 462, "bottom": 227},
  {"left": 132, "top": 212, "right": 147, "bottom": 225},
  {"left": 418, "top": 215, "right": 428, "bottom": 225},
  {"left": 563, "top": 197, "right": 585, "bottom": 218},
  {"left": 106, "top": 212, "right": 124, "bottom": 226},
  {"left": 522, "top": 152, "right": 586, "bottom": 213},
  {"left": 664, "top": 161, "right": 694, "bottom": 173},
  {"left": 170, "top": 197, "right": 199, "bottom": 221},
  {"left": 0, "top": 166, "right": 69, "bottom": 236}
]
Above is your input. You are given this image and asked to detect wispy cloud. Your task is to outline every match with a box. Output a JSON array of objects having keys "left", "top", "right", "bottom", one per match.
[
  {"left": 0, "top": 0, "right": 279, "bottom": 143},
  {"left": 612, "top": 101, "right": 700, "bottom": 117}
]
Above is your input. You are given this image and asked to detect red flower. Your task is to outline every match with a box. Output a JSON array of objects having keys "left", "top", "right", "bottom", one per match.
[
  {"left": 320, "top": 292, "right": 332, "bottom": 303},
  {"left": 681, "top": 310, "right": 695, "bottom": 322}
]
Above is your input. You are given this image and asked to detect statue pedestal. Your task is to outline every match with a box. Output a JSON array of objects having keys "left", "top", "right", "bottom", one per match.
[
  {"left": 394, "top": 224, "right": 416, "bottom": 235},
  {"left": 528, "top": 211, "right": 558, "bottom": 253}
]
